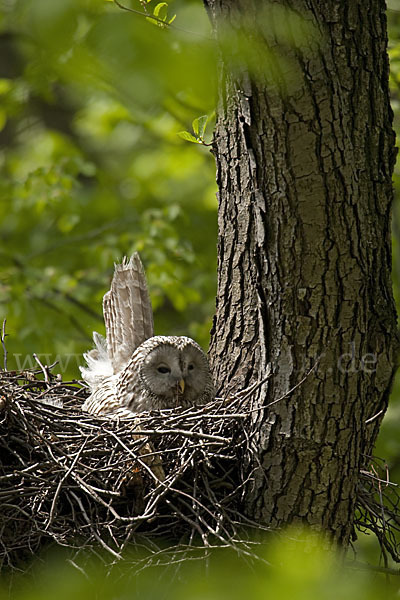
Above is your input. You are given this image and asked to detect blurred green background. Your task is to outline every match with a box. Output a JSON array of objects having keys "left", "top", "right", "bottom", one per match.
[
  {"left": 1, "top": 0, "right": 400, "bottom": 591},
  {"left": 2, "top": 528, "right": 400, "bottom": 600},
  {"left": 0, "top": 0, "right": 218, "bottom": 379}
]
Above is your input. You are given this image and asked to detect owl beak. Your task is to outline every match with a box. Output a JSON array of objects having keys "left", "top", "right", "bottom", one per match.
[{"left": 178, "top": 379, "right": 185, "bottom": 394}]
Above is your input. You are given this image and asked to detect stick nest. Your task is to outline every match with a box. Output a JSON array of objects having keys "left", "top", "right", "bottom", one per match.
[
  {"left": 1, "top": 369, "right": 399, "bottom": 572},
  {"left": 0, "top": 369, "right": 255, "bottom": 571}
]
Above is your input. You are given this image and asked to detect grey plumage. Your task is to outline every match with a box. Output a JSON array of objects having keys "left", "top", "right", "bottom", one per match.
[{"left": 81, "top": 254, "right": 215, "bottom": 415}]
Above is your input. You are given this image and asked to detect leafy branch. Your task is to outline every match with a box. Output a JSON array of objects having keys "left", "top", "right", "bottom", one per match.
[
  {"left": 178, "top": 115, "right": 213, "bottom": 146},
  {"left": 112, "top": 0, "right": 210, "bottom": 38},
  {"left": 113, "top": 0, "right": 176, "bottom": 29}
]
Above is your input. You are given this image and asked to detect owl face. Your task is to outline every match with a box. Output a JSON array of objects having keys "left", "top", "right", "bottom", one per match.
[{"left": 138, "top": 337, "right": 212, "bottom": 407}]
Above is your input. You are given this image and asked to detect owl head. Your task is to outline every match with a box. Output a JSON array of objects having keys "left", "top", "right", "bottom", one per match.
[{"left": 126, "top": 335, "right": 214, "bottom": 409}]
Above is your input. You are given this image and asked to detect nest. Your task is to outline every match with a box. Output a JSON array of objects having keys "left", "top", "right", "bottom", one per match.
[
  {"left": 0, "top": 368, "right": 260, "bottom": 572},
  {"left": 1, "top": 367, "right": 399, "bottom": 574}
]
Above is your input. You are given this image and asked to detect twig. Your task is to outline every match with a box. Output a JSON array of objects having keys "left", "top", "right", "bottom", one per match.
[
  {"left": 229, "top": 360, "right": 320, "bottom": 415},
  {"left": 45, "top": 438, "right": 89, "bottom": 530},
  {"left": 365, "top": 409, "right": 385, "bottom": 424},
  {"left": 32, "top": 354, "right": 51, "bottom": 385},
  {"left": 263, "top": 361, "right": 319, "bottom": 410},
  {"left": 1, "top": 319, "right": 7, "bottom": 371},
  {"left": 127, "top": 428, "right": 229, "bottom": 444},
  {"left": 346, "top": 560, "right": 400, "bottom": 576},
  {"left": 113, "top": 0, "right": 211, "bottom": 38}
]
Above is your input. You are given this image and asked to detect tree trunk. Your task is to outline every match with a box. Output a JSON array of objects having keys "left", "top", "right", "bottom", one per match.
[{"left": 205, "top": 0, "right": 398, "bottom": 544}]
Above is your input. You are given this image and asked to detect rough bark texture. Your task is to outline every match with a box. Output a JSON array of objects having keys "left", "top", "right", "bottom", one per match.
[{"left": 205, "top": 0, "right": 399, "bottom": 544}]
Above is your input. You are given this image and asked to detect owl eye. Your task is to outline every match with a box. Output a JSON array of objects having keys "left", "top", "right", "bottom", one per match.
[
  {"left": 188, "top": 364, "right": 194, "bottom": 371},
  {"left": 157, "top": 366, "right": 171, "bottom": 374}
]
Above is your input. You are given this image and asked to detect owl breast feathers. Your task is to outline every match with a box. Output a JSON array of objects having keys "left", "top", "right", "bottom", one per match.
[{"left": 80, "top": 255, "right": 215, "bottom": 415}]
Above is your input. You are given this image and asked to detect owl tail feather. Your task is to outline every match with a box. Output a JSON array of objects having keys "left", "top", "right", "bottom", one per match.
[
  {"left": 80, "top": 331, "right": 113, "bottom": 388},
  {"left": 103, "top": 253, "right": 154, "bottom": 374}
]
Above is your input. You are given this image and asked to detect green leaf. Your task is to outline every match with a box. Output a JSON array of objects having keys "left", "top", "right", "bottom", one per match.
[
  {"left": 192, "top": 115, "right": 208, "bottom": 139},
  {"left": 177, "top": 131, "right": 201, "bottom": 143},
  {"left": 153, "top": 2, "right": 168, "bottom": 20},
  {"left": 145, "top": 16, "right": 159, "bottom": 26},
  {"left": 192, "top": 117, "right": 199, "bottom": 136}
]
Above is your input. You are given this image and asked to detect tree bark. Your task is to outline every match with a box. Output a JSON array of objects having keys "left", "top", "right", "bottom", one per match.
[{"left": 205, "top": 0, "right": 398, "bottom": 544}]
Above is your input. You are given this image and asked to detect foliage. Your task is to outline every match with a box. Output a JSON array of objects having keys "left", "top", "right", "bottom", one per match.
[
  {"left": 0, "top": 0, "right": 218, "bottom": 380},
  {"left": 1, "top": 528, "right": 400, "bottom": 600},
  {"left": 178, "top": 114, "right": 213, "bottom": 145}
]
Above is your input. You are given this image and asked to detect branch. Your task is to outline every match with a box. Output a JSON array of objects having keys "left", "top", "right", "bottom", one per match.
[
  {"left": 113, "top": 0, "right": 174, "bottom": 28},
  {"left": 346, "top": 560, "right": 400, "bottom": 577},
  {"left": 1, "top": 319, "right": 7, "bottom": 371},
  {"left": 113, "top": 0, "right": 210, "bottom": 38}
]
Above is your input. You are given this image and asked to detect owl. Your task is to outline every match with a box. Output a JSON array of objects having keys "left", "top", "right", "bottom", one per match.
[{"left": 80, "top": 254, "right": 215, "bottom": 415}]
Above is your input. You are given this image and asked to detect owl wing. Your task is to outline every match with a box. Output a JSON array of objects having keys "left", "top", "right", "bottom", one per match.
[{"left": 104, "top": 253, "right": 154, "bottom": 374}]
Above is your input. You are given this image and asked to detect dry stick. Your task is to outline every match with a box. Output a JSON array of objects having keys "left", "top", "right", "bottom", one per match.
[
  {"left": 370, "top": 463, "right": 390, "bottom": 571},
  {"left": 42, "top": 436, "right": 137, "bottom": 522},
  {"left": 365, "top": 409, "right": 385, "bottom": 424},
  {"left": 131, "top": 544, "right": 213, "bottom": 575},
  {"left": 167, "top": 482, "right": 234, "bottom": 545},
  {"left": 355, "top": 470, "right": 400, "bottom": 563},
  {"left": 123, "top": 428, "right": 229, "bottom": 444},
  {"left": 1, "top": 319, "right": 7, "bottom": 371},
  {"left": 121, "top": 439, "right": 223, "bottom": 553},
  {"left": 66, "top": 559, "right": 90, "bottom": 580},
  {"left": 231, "top": 366, "right": 272, "bottom": 401},
  {"left": 105, "top": 428, "right": 165, "bottom": 487},
  {"left": 33, "top": 354, "right": 51, "bottom": 385},
  {"left": 69, "top": 490, "right": 122, "bottom": 561},
  {"left": 216, "top": 359, "right": 319, "bottom": 417},
  {"left": 359, "top": 470, "right": 398, "bottom": 487},
  {"left": 346, "top": 560, "right": 400, "bottom": 577},
  {"left": 70, "top": 472, "right": 149, "bottom": 522},
  {"left": 165, "top": 498, "right": 208, "bottom": 545},
  {"left": 139, "top": 454, "right": 194, "bottom": 515},
  {"left": 256, "top": 360, "right": 320, "bottom": 413},
  {"left": 45, "top": 438, "right": 89, "bottom": 530}
]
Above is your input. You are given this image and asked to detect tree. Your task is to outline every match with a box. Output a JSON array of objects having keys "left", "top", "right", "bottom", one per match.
[
  {"left": 205, "top": 0, "right": 399, "bottom": 544},
  {"left": 1, "top": 0, "right": 400, "bottom": 560}
]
